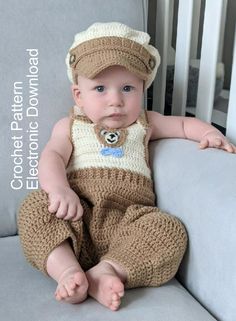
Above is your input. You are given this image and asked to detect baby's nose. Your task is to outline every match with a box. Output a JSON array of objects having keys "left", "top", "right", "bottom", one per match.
[{"left": 108, "top": 90, "right": 124, "bottom": 107}]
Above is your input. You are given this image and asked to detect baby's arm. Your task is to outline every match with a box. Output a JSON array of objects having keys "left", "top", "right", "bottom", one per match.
[
  {"left": 147, "top": 111, "right": 236, "bottom": 153},
  {"left": 38, "top": 117, "right": 83, "bottom": 221}
]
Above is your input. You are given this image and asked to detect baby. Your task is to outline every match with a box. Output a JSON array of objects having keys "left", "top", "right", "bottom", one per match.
[{"left": 18, "top": 22, "right": 236, "bottom": 312}]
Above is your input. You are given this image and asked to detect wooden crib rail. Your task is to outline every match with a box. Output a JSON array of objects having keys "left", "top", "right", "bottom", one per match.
[
  {"left": 152, "top": 0, "right": 236, "bottom": 144},
  {"left": 195, "top": 0, "right": 227, "bottom": 122}
]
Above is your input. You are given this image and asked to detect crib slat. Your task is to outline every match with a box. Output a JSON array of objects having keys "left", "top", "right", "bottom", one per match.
[
  {"left": 196, "top": 0, "right": 227, "bottom": 122},
  {"left": 226, "top": 26, "right": 236, "bottom": 144},
  {"left": 172, "top": 0, "right": 194, "bottom": 116},
  {"left": 217, "top": 0, "right": 228, "bottom": 62},
  {"left": 152, "top": 0, "right": 174, "bottom": 113},
  {"left": 190, "top": 0, "right": 201, "bottom": 59}
]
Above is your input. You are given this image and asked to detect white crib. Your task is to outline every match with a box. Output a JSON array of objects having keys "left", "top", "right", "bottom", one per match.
[{"left": 152, "top": 0, "right": 236, "bottom": 144}]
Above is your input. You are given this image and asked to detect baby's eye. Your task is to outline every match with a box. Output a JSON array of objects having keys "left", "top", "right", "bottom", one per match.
[
  {"left": 95, "top": 86, "right": 105, "bottom": 92},
  {"left": 123, "top": 85, "right": 134, "bottom": 92}
]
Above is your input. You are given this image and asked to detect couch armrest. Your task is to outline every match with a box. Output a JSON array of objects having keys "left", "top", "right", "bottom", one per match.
[{"left": 150, "top": 139, "right": 236, "bottom": 321}]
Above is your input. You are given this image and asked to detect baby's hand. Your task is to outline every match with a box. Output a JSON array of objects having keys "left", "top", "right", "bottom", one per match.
[
  {"left": 48, "top": 186, "right": 83, "bottom": 221},
  {"left": 199, "top": 130, "right": 236, "bottom": 153}
]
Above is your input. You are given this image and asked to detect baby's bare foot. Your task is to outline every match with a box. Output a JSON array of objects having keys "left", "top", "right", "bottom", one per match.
[
  {"left": 86, "top": 261, "right": 126, "bottom": 311},
  {"left": 55, "top": 266, "right": 88, "bottom": 304}
]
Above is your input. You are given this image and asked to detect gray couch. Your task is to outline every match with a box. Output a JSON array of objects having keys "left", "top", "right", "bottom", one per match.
[{"left": 1, "top": 1, "right": 236, "bottom": 320}]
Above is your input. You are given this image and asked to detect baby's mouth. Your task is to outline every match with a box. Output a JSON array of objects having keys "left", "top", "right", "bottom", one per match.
[{"left": 108, "top": 113, "right": 124, "bottom": 119}]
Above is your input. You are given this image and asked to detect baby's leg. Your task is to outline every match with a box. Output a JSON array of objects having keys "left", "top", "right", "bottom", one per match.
[
  {"left": 86, "top": 260, "right": 126, "bottom": 311},
  {"left": 18, "top": 190, "right": 88, "bottom": 304},
  {"left": 46, "top": 240, "right": 88, "bottom": 304}
]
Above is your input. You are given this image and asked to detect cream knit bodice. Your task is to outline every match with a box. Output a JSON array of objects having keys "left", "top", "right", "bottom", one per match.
[{"left": 66, "top": 106, "right": 151, "bottom": 180}]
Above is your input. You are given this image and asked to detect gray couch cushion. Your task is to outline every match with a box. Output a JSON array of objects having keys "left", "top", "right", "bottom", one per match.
[
  {"left": 0, "top": 236, "right": 216, "bottom": 321},
  {"left": 150, "top": 139, "right": 236, "bottom": 321},
  {"left": 1, "top": 0, "right": 148, "bottom": 237}
]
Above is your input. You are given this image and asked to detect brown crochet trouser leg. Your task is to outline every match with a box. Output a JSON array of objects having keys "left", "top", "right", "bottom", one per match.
[
  {"left": 18, "top": 190, "right": 187, "bottom": 288},
  {"left": 101, "top": 204, "right": 187, "bottom": 288},
  {"left": 18, "top": 190, "right": 97, "bottom": 274}
]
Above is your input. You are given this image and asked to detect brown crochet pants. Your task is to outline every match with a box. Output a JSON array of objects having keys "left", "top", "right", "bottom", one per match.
[{"left": 18, "top": 168, "right": 187, "bottom": 289}]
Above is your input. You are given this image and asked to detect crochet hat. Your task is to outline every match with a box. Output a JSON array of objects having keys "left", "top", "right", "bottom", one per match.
[{"left": 66, "top": 22, "right": 160, "bottom": 89}]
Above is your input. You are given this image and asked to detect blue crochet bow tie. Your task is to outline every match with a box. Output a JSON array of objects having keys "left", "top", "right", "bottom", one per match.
[{"left": 100, "top": 147, "right": 124, "bottom": 158}]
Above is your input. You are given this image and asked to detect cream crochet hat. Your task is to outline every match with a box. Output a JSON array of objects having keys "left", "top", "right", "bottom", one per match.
[{"left": 66, "top": 22, "right": 160, "bottom": 89}]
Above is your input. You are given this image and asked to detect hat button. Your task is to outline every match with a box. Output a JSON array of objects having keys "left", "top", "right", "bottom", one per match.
[
  {"left": 148, "top": 57, "right": 156, "bottom": 70},
  {"left": 70, "top": 54, "right": 76, "bottom": 65}
]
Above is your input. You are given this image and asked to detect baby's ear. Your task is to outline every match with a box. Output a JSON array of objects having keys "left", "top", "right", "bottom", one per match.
[{"left": 71, "top": 84, "right": 81, "bottom": 106}]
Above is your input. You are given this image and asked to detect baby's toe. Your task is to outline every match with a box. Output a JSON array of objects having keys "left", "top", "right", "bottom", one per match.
[
  {"left": 118, "top": 291, "right": 124, "bottom": 297},
  {"left": 111, "top": 293, "right": 120, "bottom": 301},
  {"left": 66, "top": 286, "right": 75, "bottom": 297},
  {"left": 110, "top": 299, "right": 121, "bottom": 311},
  {"left": 56, "top": 285, "right": 68, "bottom": 300},
  {"left": 74, "top": 272, "right": 88, "bottom": 288},
  {"left": 110, "top": 292, "right": 122, "bottom": 310},
  {"left": 65, "top": 279, "right": 77, "bottom": 295}
]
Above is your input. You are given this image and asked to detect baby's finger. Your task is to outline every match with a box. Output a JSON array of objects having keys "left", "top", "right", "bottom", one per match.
[
  {"left": 213, "top": 137, "right": 222, "bottom": 148},
  {"left": 223, "top": 142, "right": 235, "bottom": 153},
  {"left": 199, "top": 137, "right": 209, "bottom": 149},
  {"left": 48, "top": 199, "right": 60, "bottom": 213},
  {"left": 72, "top": 204, "right": 84, "bottom": 221},
  {"left": 64, "top": 203, "right": 77, "bottom": 221},
  {"left": 56, "top": 202, "right": 68, "bottom": 219}
]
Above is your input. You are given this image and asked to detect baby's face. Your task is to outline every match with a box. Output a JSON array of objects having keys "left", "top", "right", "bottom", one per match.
[{"left": 72, "top": 66, "right": 144, "bottom": 129}]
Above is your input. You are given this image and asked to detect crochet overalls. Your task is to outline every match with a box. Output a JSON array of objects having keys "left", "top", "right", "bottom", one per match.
[{"left": 18, "top": 107, "right": 187, "bottom": 289}]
